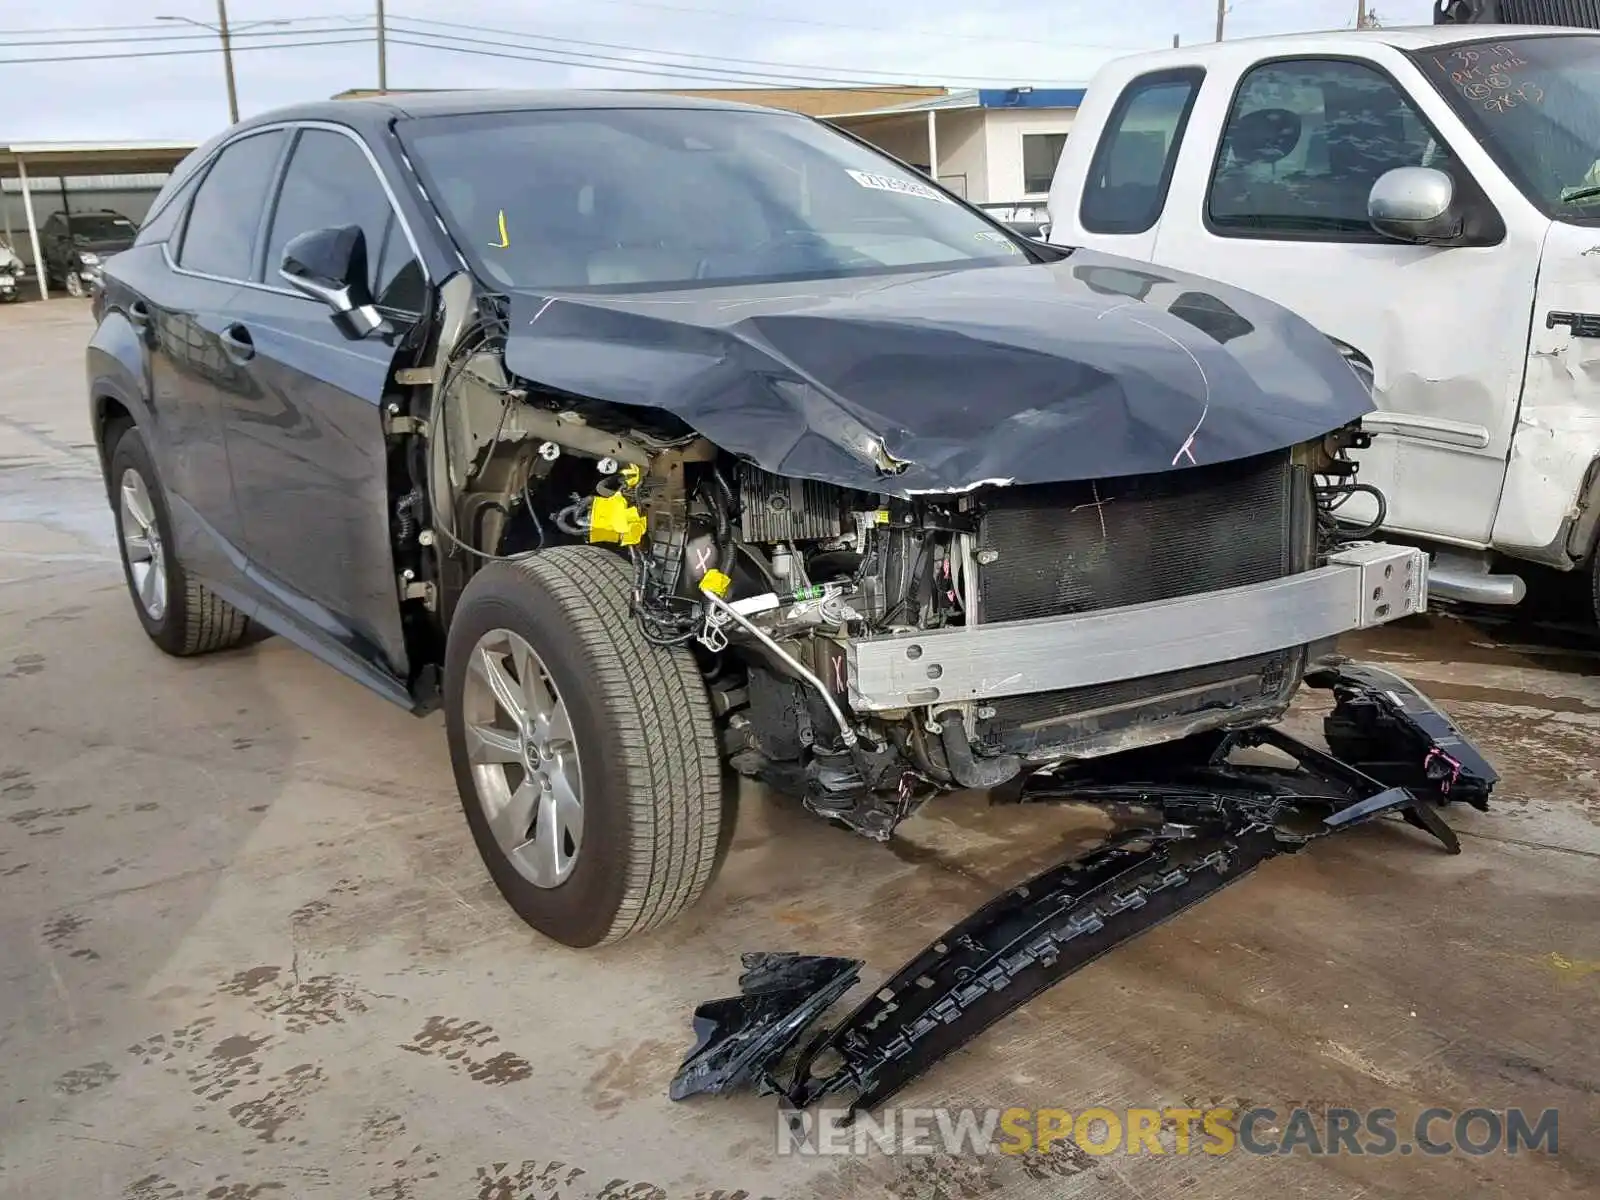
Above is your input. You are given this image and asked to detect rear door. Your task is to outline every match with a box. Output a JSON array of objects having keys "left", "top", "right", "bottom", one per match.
[
  {"left": 220, "top": 123, "right": 428, "bottom": 684},
  {"left": 1149, "top": 53, "right": 1538, "bottom": 545}
]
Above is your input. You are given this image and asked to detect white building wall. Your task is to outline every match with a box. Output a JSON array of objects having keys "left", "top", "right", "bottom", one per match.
[
  {"left": 933, "top": 110, "right": 987, "bottom": 201},
  {"left": 981, "top": 108, "right": 1078, "bottom": 201},
  {"left": 850, "top": 117, "right": 932, "bottom": 171}
]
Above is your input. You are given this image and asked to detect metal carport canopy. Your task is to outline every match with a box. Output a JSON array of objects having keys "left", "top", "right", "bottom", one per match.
[{"left": 0, "top": 141, "right": 196, "bottom": 299}]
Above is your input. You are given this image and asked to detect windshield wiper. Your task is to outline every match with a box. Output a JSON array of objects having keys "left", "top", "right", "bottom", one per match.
[{"left": 1559, "top": 183, "right": 1600, "bottom": 205}]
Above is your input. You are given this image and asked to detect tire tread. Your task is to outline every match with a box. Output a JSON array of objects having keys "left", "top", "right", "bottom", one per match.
[
  {"left": 495, "top": 548, "right": 721, "bottom": 943},
  {"left": 107, "top": 420, "right": 252, "bottom": 658}
]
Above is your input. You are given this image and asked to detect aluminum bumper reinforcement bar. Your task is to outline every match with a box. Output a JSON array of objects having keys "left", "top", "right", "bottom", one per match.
[{"left": 846, "top": 542, "right": 1427, "bottom": 711}]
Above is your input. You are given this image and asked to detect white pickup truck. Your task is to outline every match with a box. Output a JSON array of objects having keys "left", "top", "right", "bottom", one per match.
[{"left": 1047, "top": 22, "right": 1600, "bottom": 622}]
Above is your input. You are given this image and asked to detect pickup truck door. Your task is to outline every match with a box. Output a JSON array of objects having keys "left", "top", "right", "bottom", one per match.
[{"left": 1146, "top": 52, "right": 1540, "bottom": 546}]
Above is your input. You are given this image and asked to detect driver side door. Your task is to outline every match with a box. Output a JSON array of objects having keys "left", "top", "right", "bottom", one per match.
[{"left": 219, "top": 123, "right": 429, "bottom": 695}]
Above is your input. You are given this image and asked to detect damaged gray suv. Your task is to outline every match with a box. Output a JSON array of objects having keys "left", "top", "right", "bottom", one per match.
[{"left": 88, "top": 91, "right": 1447, "bottom": 952}]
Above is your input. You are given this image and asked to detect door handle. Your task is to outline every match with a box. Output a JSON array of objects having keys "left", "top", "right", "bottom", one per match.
[
  {"left": 219, "top": 323, "right": 255, "bottom": 363},
  {"left": 127, "top": 299, "right": 150, "bottom": 326}
]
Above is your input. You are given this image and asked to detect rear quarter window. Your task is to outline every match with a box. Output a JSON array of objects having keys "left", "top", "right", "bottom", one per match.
[{"left": 1079, "top": 68, "right": 1206, "bottom": 235}]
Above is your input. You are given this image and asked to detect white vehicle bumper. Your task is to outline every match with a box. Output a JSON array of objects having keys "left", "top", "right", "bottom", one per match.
[{"left": 845, "top": 543, "right": 1427, "bottom": 712}]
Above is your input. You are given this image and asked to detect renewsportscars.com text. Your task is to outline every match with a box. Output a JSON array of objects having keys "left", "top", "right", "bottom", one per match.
[{"left": 777, "top": 1105, "right": 1560, "bottom": 1158}]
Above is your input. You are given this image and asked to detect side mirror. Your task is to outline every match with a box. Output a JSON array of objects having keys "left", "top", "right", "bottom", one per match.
[
  {"left": 279, "top": 225, "right": 383, "bottom": 338},
  {"left": 1368, "top": 166, "right": 1462, "bottom": 245}
]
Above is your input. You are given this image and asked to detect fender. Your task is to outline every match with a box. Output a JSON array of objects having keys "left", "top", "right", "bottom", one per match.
[{"left": 86, "top": 304, "right": 157, "bottom": 481}]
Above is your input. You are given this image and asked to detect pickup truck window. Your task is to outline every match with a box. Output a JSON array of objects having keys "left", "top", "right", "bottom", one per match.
[
  {"left": 1080, "top": 69, "right": 1204, "bottom": 235},
  {"left": 1208, "top": 58, "right": 1453, "bottom": 239},
  {"left": 1412, "top": 34, "right": 1600, "bottom": 224}
]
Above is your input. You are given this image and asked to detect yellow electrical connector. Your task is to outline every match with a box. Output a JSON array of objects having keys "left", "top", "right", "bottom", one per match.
[
  {"left": 700, "top": 569, "right": 732, "bottom": 597},
  {"left": 621, "top": 463, "right": 644, "bottom": 488},
  {"left": 588, "top": 492, "right": 647, "bottom": 546}
]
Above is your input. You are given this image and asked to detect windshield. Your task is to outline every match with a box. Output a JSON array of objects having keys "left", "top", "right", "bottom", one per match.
[
  {"left": 1412, "top": 34, "right": 1600, "bottom": 221},
  {"left": 69, "top": 214, "right": 137, "bottom": 243},
  {"left": 398, "top": 106, "right": 1028, "bottom": 292}
]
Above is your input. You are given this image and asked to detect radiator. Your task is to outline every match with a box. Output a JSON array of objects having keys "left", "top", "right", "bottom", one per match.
[{"left": 974, "top": 452, "right": 1299, "bottom": 754}]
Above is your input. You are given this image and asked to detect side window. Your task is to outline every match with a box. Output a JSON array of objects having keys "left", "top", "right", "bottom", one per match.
[
  {"left": 264, "top": 128, "right": 422, "bottom": 311},
  {"left": 134, "top": 171, "right": 201, "bottom": 246},
  {"left": 1023, "top": 132, "right": 1069, "bottom": 195},
  {"left": 177, "top": 130, "right": 286, "bottom": 279},
  {"left": 1080, "top": 69, "right": 1205, "bottom": 235},
  {"left": 1207, "top": 58, "right": 1457, "bottom": 238}
]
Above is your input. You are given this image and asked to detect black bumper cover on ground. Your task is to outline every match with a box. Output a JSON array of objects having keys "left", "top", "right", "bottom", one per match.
[{"left": 671, "top": 661, "right": 1496, "bottom": 1116}]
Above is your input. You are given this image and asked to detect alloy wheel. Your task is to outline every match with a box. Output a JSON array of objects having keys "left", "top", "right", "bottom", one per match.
[
  {"left": 65, "top": 271, "right": 85, "bottom": 298},
  {"left": 462, "top": 628, "right": 584, "bottom": 888},
  {"left": 118, "top": 467, "right": 168, "bottom": 622}
]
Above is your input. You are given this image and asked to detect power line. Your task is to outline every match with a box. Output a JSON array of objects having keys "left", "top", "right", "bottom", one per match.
[
  {"left": 0, "top": 15, "right": 365, "bottom": 38},
  {"left": 0, "top": 35, "right": 375, "bottom": 67},
  {"left": 0, "top": 23, "right": 372, "bottom": 48},
  {"left": 387, "top": 31, "right": 1046, "bottom": 92},
  {"left": 388, "top": 18, "right": 1092, "bottom": 87},
  {"left": 383, "top": 35, "right": 859, "bottom": 89},
  {"left": 513, "top": 0, "right": 1146, "bottom": 52}
]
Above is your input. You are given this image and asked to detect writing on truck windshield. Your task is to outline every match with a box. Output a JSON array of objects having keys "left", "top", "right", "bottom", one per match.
[
  {"left": 398, "top": 106, "right": 1027, "bottom": 292},
  {"left": 1412, "top": 34, "right": 1600, "bottom": 220}
]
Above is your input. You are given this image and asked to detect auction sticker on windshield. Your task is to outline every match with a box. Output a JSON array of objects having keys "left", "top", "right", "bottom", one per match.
[{"left": 846, "top": 169, "right": 951, "bottom": 203}]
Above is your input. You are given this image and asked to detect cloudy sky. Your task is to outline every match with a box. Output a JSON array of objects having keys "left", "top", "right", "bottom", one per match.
[{"left": 4, "top": 0, "right": 1439, "bottom": 142}]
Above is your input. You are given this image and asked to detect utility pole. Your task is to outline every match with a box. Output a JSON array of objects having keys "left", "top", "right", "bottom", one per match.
[
  {"left": 1215, "top": 0, "right": 1227, "bottom": 41},
  {"left": 216, "top": 0, "right": 238, "bottom": 124},
  {"left": 376, "top": 0, "right": 388, "bottom": 91},
  {"left": 158, "top": 6, "right": 288, "bottom": 124}
]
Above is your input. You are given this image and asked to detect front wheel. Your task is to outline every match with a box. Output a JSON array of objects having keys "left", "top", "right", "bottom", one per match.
[
  {"left": 64, "top": 271, "right": 85, "bottom": 298},
  {"left": 443, "top": 548, "right": 727, "bottom": 947}
]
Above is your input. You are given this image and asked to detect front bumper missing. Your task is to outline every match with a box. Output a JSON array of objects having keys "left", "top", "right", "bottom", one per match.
[
  {"left": 846, "top": 542, "right": 1427, "bottom": 712},
  {"left": 673, "top": 661, "right": 1494, "bottom": 1116}
]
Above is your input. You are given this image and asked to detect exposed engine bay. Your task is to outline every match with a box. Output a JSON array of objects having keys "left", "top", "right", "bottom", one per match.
[{"left": 395, "top": 287, "right": 1414, "bottom": 843}]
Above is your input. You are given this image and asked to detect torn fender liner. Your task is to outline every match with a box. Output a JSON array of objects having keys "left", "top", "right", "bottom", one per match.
[
  {"left": 670, "top": 952, "right": 861, "bottom": 1101},
  {"left": 502, "top": 248, "right": 1375, "bottom": 495}
]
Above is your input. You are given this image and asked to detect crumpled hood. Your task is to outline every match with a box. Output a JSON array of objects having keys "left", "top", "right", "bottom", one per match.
[{"left": 500, "top": 248, "right": 1374, "bottom": 494}]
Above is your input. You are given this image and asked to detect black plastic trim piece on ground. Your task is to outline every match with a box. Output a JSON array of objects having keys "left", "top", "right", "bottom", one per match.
[
  {"left": 670, "top": 952, "right": 861, "bottom": 1101},
  {"left": 670, "top": 659, "right": 1497, "bottom": 1119}
]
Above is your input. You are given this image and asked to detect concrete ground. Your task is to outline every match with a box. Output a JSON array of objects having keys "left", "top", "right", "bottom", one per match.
[{"left": 0, "top": 299, "right": 1596, "bottom": 1200}]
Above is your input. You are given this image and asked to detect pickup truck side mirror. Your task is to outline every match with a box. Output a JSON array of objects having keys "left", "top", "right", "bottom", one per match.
[
  {"left": 1368, "top": 167, "right": 1464, "bottom": 245},
  {"left": 279, "top": 225, "right": 383, "bottom": 338}
]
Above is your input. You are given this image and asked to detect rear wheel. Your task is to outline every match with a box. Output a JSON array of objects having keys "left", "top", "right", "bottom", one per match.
[
  {"left": 108, "top": 423, "right": 252, "bottom": 656},
  {"left": 443, "top": 547, "right": 726, "bottom": 947}
]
